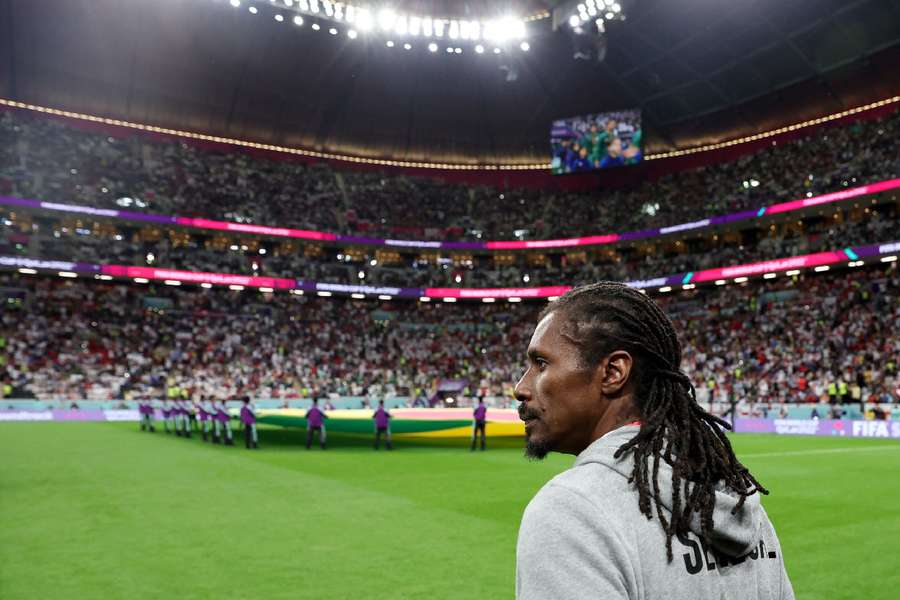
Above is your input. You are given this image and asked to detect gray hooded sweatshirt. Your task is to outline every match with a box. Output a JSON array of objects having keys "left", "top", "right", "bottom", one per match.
[{"left": 517, "top": 425, "right": 794, "bottom": 599}]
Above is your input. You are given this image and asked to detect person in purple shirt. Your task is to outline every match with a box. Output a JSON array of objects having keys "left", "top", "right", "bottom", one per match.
[
  {"left": 305, "top": 398, "right": 327, "bottom": 450},
  {"left": 240, "top": 396, "right": 259, "bottom": 450},
  {"left": 197, "top": 396, "right": 209, "bottom": 442},
  {"left": 216, "top": 398, "right": 234, "bottom": 446},
  {"left": 471, "top": 398, "right": 487, "bottom": 451},
  {"left": 162, "top": 398, "right": 173, "bottom": 434},
  {"left": 373, "top": 400, "right": 392, "bottom": 450},
  {"left": 139, "top": 397, "right": 155, "bottom": 433}
]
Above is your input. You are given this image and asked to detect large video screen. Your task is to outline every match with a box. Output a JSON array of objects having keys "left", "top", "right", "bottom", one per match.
[{"left": 551, "top": 109, "right": 643, "bottom": 174}]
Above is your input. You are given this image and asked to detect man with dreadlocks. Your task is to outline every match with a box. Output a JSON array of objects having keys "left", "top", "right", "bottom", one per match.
[{"left": 515, "top": 282, "right": 792, "bottom": 599}]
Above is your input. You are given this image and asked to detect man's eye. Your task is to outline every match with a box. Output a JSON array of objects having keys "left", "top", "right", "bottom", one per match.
[{"left": 536, "top": 358, "right": 548, "bottom": 371}]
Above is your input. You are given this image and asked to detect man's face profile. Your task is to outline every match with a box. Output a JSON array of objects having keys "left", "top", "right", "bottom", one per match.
[{"left": 515, "top": 311, "right": 604, "bottom": 459}]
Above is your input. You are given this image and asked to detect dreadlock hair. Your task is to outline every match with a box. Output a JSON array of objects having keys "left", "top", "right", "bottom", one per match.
[{"left": 542, "top": 281, "right": 768, "bottom": 561}]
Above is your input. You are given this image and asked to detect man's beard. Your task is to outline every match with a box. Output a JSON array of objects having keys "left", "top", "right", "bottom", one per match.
[{"left": 524, "top": 434, "right": 551, "bottom": 460}]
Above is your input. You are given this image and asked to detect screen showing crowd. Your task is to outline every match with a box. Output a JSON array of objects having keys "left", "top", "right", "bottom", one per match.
[{"left": 550, "top": 109, "right": 643, "bottom": 174}]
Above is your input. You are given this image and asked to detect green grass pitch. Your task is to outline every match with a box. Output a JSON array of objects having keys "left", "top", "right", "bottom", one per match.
[{"left": 1, "top": 422, "right": 899, "bottom": 599}]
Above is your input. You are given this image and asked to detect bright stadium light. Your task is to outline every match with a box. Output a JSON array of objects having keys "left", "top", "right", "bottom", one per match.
[
  {"left": 569, "top": 14, "right": 580, "bottom": 27},
  {"left": 715, "top": 279, "right": 727, "bottom": 285},
  {"left": 259, "top": 287, "right": 274, "bottom": 293},
  {"left": 508, "top": 297, "right": 522, "bottom": 303},
  {"left": 428, "top": 42, "right": 438, "bottom": 52},
  {"left": 814, "top": 265, "right": 830, "bottom": 272},
  {"left": 229, "top": 284, "right": 245, "bottom": 291},
  {"left": 248, "top": 5, "right": 258, "bottom": 14},
  {"left": 377, "top": 295, "right": 393, "bottom": 300},
  {"left": 95, "top": 274, "right": 113, "bottom": 281},
  {"left": 386, "top": 40, "right": 394, "bottom": 47},
  {"left": 763, "top": 273, "right": 777, "bottom": 279},
  {"left": 734, "top": 277, "right": 749, "bottom": 283},
  {"left": 200, "top": 283, "right": 213, "bottom": 289},
  {"left": 18, "top": 267, "right": 37, "bottom": 274},
  {"left": 520, "top": 41, "right": 530, "bottom": 51},
  {"left": 482, "top": 298, "right": 496, "bottom": 303},
  {"left": 311, "top": 23, "right": 320, "bottom": 30},
  {"left": 475, "top": 44, "right": 484, "bottom": 53},
  {"left": 454, "top": 47, "right": 462, "bottom": 54},
  {"left": 316, "top": 291, "right": 333, "bottom": 297},
  {"left": 378, "top": 8, "right": 396, "bottom": 31},
  {"left": 442, "top": 297, "right": 457, "bottom": 303},
  {"left": 419, "top": 296, "right": 431, "bottom": 302},
  {"left": 164, "top": 280, "right": 181, "bottom": 286},
  {"left": 786, "top": 270, "right": 801, "bottom": 276},
  {"left": 274, "top": 13, "right": 284, "bottom": 21},
  {"left": 329, "top": 27, "right": 338, "bottom": 34},
  {"left": 134, "top": 277, "right": 149, "bottom": 284},
  {"left": 230, "top": 0, "right": 240, "bottom": 7},
  {"left": 347, "top": 29, "right": 357, "bottom": 38},
  {"left": 58, "top": 271, "right": 78, "bottom": 278},
  {"left": 658, "top": 286, "right": 672, "bottom": 293},
  {"left": 881, "top": 255, "right": 898, "bottom": 263},
  {"left": 493, "top": 47, "right": 501, "bottom": 54}
]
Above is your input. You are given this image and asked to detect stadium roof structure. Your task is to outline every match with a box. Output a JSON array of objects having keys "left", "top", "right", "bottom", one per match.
[{"left": 1, "top": 0, "right": 899, "bottom": 165}]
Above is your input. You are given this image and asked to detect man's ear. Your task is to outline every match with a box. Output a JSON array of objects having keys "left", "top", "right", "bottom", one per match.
[{"left": 597, "top": 350, "right": 633, "bottom": 396}]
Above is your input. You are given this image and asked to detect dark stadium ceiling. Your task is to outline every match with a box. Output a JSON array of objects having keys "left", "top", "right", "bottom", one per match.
[{"left": 1, "top": 0, "right": 899, "bottom": 164}]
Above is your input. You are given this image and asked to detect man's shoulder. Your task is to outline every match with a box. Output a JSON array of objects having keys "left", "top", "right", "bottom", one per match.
[{"left": 526, "top": 461, "right": 634, "bottom": 523}]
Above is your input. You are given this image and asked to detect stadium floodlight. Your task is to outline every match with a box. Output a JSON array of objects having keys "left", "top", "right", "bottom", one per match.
[
  {"left": 508, "top": 297, "right": 522, "bottom": 303},
  {"left": 259, "top": 287, "right": 274, "bottom": 293},
  {"left": 298, "top": 0, "right": 309, "bottom": 9},
  {"left": 419, "top": 296, "right": 431, "bottom": 302},
  {"left": 785, "top": 270, "right": 801, "bottom": 276},
  {"left": 715, "top": 279, "right": 727, "bottom": 285},
  {"left": 164, "top": 280, "right": 182, "bottom": 286},
  {"left": 316, "top": 291, "right": 333, "bottom": 296},
  {"left": 403, "top": 42, "right": 412, "bottom": 50},
  {"left": 395, "top": 15, "right": 408, "bottom": 35},
  {"left": 134, "top": 277, "right": 149, "bottom": 284},
  {"left": 369, "top": 259, "right": 377, "bottom": 266},
  {"left": 230, "top": 0, "right": 240, "bottom": 7},
  {"left": 428, "top": 42, "right": 438, "bottom": 51},
  {"left": 351, "top": 293, "right": 365, "bottom": 299},
  {"left": 423, "top": 16, "right": 433, "bottom": 36},
  {"left": 275, "top": 13, "right": 284, "bottom": 21},
  {"left": 475, "top": 44, "right": 484, "bottom": 53},
  {"left": 248, "top": 5, "right": 258, "bottom": 14},
  {"left": 323, "top": 0, "right": 334, "bottom": 16},
  {"left": 259, "top": 248, "right": 267, "bottom": 255},
  {"left": 409, "top": 16, "right": 421, "bottom": 35},
  {"left": 378, "top": 8, "right": 396, "bottom": 31},
  {"left": 378, "top": 294, "right": 393, "bottom": 300},
  {"left": 442, "top": 297, "right": 457, "bottom": 302},
  {"left": 482, "top": 298, "right": 496, "bottom": 303},
  {"left": 229, "top": 284, "right": 245, "bottom": 291},
  {"left": 290, "top": 289, "right": 304, "bottom": 295},
  {"left": 522, "top": 274, "right": 530, "bottom": 283},
  {"left": 18, "top": 267, "right": 37, "bottom": 274},
  {"left": 95, "top": 274, "right": 113, "bottom": 281},
  {"left": 682, "top": 284, "right": 696, "bottom": 290},
  {"left": 284, "top": 0, "right": 294, "bottom": 6},
  {"left": 356, "top": 9, "right": 373, "bottom": 30},
  {"left": 881, "top": 255, "right": 898, "bottom": 263},
  {"left": 358, "top": 270, "right": 365, "bottom": 279},
  {"left": 386, "top": 40, "right": 394, "bottom": 47},
  {"left": 201, "top": 283, "right": 213, "bottom": 289},
  {"left": 454, "top": 47, "right": 462, "bottom": 53},
  {"left": 520, "top": 41, "right": 530, "bottom": 51},
  {"left": 734, "top": 277, "right": 749, "bottom": 283},
  {"left": 448, "top": 20, "right": 459, "bottom": 39},
  {"left": 814, "top": 265, "right": 830, "bottom": 272},
  {"left": 446, "top": 46, "right": 454, "bottom": 53},
  {"left": 763, "top": 273, "right": 777, "bottom": 279},
  {"left": 329, "top": 27, "right": 338, "bottom": 34},
  {"left": 58, "top": 271, "right": 78, "bottom": 278},
  {"left": 311, "top": 22, "right": 321, "bottom": 30},
  {"left": 493, "top": 47, "right": 501, "bottom": 54},
  {"left": 569, "top": 14, "right": 580, "bottom": 27},
  {"left": 658, "top": 286, "right": 672, "bottom": 293}
]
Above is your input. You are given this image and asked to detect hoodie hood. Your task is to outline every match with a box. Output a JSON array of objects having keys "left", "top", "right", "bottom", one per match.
[{"left": 574, "top": 424, "right": 762, "bottom": 557}]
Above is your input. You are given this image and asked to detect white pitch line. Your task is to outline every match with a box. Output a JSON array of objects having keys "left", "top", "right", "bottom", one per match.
[{"left": 742, "top": 445, "right": 900, "bottom": 459}]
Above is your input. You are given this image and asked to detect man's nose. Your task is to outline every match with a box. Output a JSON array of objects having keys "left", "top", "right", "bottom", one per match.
[{"left": 514, "top": 369, "right": 531, "bottom": 403}]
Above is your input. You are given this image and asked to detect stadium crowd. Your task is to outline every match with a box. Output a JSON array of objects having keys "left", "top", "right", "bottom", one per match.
[
  {"left": 1, "top": 106, "right": 898, "bottom": 242},
  {"left": 2, "top": 264, "right": 897, "bottom": 408}
]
